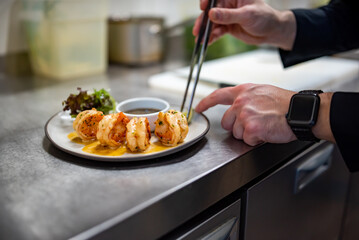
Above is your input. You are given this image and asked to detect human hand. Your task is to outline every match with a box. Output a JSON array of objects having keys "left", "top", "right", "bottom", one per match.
[
  {"left": 193, "top": 0, "right": 296, "bottom": 50},
  {"left": 195, "top": 84, "right": 297, "bottom": 146}
]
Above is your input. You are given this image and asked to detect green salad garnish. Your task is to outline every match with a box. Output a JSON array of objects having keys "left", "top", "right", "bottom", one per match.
[{"left": 62, "top": 87, "right": 116, "bottom": 117}]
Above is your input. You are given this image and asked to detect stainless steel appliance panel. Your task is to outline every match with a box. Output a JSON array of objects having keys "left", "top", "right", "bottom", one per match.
[
  {"left": 243, "top": 141, "right": 350, "bottom": 240},
  {"left": 176, "top": 199, "right": 241, "bottom": 240},
  {"left": 341, "top": 172, "right": 359, "bottom": 240}
]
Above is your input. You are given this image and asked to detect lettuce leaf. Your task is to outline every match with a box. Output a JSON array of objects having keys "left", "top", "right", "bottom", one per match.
[{"left": 62, "top": 88, "right": 116, "bottom": 117}]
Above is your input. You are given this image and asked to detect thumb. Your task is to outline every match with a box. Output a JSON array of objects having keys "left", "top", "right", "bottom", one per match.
[{"left": 209, "top": 7, "right": 247, "bottom": 25}]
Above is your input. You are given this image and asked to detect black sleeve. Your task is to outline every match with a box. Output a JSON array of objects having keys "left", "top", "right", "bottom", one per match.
[
  {"left": 278, "top": 0, "right": 359, "bottom": 172},
  {"left": 279, "top": 0, "right": 359, "bottom": 67},
  {"left": 330, "top": 92, "right": 359, "bottom": 172}
]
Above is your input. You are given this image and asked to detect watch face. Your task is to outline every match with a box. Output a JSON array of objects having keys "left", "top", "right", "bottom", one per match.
[{"left": 287, "top": 94, "right": 320, "bottom": 126}]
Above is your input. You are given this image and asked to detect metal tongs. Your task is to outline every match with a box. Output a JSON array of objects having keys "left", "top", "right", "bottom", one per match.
[{"left": 181, "top": 0, "right": 217, "bottom": 119}]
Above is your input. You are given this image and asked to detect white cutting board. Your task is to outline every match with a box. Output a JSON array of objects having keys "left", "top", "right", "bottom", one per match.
[{"left": 148, "top": 49, "right": 359, "bottom": 97}]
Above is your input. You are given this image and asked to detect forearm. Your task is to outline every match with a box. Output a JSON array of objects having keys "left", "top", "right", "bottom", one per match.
[
  {"left": 280, "top": 0, "right": 359, "bottom": 67},
  {"left": 330, "top": 92, "right": 359, "bottom": 172}
]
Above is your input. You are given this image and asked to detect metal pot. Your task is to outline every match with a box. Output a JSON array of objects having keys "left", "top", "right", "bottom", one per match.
[{"left": 108, "top": 17, "right": 164, "bottom": 65}]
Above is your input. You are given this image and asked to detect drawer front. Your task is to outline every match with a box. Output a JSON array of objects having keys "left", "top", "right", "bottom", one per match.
[
  {"left": 168, "top": 199, "right": 241, "bottom": 240},
  {"left": 244, "top": 142, "right": 350, "bottom": 240}
]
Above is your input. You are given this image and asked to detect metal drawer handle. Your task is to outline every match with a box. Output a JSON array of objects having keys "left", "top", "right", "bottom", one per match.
[
  {"left": 200, "top": 217, "right": 239, "bottom": 240},
  {"left": 294, "top": 144, "right": 334, "bottom": 194}
]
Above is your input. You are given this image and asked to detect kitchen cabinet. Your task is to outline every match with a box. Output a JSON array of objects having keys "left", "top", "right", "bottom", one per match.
[
  {"left": 163, "top": 199, "right": 241, "bottom": 240},
  {"left": 243, "top": 141, "right": 350, "bottom": 240},
  {"left": 341, "top": 172, "right": 359, "bottom": 240},
  {"left": 161, "top": 141, "right": 350, "bottom": 240}
]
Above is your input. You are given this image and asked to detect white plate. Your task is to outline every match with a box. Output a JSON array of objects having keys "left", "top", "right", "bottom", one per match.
[{"left": 45, "top": 111, "right": 210, "bottom": 162}]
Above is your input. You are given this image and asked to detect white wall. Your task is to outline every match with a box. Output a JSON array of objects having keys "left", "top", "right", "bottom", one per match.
[
  {"left": 108, "top": 0, "right": 325, "bottom": 26},
  {"left": 108, "top": 0, "right": 201, "bottom": 26},
  {"left": 0, "top": 0, "right": 326, "bottom": 57},
  {"left": 0, "top": 0, "right": 28, "bottom": 56}
]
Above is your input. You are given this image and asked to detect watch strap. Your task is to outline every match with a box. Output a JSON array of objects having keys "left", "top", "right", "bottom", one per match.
[
  {"left": 298, "top": 90, "right": 323, "bottom": 95},
  {"left": 291, "top": 127, "right": 320, "bottom": 142}
]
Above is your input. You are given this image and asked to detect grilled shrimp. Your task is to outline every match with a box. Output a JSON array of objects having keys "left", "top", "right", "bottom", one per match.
[
  {"left": 73, "top": 108, "right": 104, "bottom": 141},
  {"left": 96, "top": 112, "right": 130, "bottom": 147},
  {"left": 154, "top": 110, "right": 188, "bottom": 146},
  {"left": 126, "top": 117, "right": 151, "bottom": 152}
]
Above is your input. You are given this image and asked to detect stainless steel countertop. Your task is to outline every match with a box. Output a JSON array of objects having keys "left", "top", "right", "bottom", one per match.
[{"left": 0, "top": 63, "right": 315, "bottom": 240}]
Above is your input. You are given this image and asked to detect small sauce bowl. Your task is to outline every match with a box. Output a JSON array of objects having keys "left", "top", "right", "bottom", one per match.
[{"left": 116, "top": 97, "right": 170, "bottom": 131}]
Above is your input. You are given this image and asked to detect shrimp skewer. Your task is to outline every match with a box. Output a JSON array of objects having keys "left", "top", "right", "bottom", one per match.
[
  {"left": 97, "top": 112, "right": 130, "bottom": 148},
  {"left": 154, "top": 110, "right": 188, "bottom": 146},
  {"left": 126, "top": 117, "right": 151, "bottom": 152},
  {"left": 73, "top": 108, "right": 104, "bottom": 141}
]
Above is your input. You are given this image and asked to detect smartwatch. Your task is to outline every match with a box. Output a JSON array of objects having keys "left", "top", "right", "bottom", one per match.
[{"left": 286, "top": 90, "right": 323, "bottom": 142}]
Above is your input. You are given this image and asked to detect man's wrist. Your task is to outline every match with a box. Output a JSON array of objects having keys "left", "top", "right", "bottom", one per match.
[
  {"left": 312, "top": 92, "right": 335, "bottom": 142},
  {"left": 275, "top": 10, "right": 296, "bottom": 51}
]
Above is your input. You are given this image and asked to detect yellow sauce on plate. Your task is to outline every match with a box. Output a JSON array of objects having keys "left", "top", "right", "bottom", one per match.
[{"left": 68, "top": 132, "right": 171, "bottom": 156}]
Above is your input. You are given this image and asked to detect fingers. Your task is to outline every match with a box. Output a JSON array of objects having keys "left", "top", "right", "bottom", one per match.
[
  {"left": 232, "top": 116, "right": 264, "bottom": 146},
  {"left": 209, "top": 7, "right": 247, "bottom": 25},
  {"left": 200, "top": 0, "right": 208, "bottom": 11},
  {"left": 200, "top": 0, "right": 223, "bottom": 10},
  {"left": 242, "top": 122, "right": 264, "bottom": 146},
  {"left": 232, "top": 118, "right": 244, "bottom": 140},
  {"left": 193, "top": 12, "right": 204, "bottom": 36},
  {"left": 209, "top": 25, "right": 227, "bottom": 44},
  {"left": 195, "top": 87, "right": 236, "bottom": 113},
  {"left": 194, "top": 19, "right": 227, "bottom": 44},
  {"left": 223, "top": 107, "right": 262, "bottom": 146},
  {"left": 222, "top": 106, "right": 238, "bottom": 131},
  {"left": 194, "top": 1, "right": 227, "bottom": 37}
]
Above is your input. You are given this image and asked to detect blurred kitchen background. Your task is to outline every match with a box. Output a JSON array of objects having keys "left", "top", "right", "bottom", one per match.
[{"left": 0, "top": 0, "right": 332, "bottom": 80}]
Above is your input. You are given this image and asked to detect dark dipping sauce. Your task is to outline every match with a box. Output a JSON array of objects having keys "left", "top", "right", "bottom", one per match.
[{"left": 125, "top": 108, "right": 161, "bottom": 114}]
